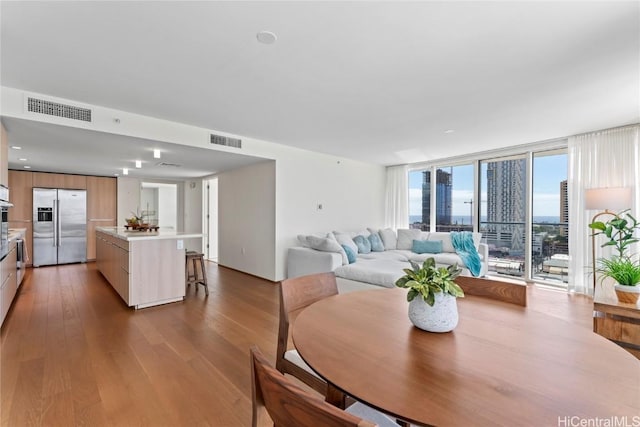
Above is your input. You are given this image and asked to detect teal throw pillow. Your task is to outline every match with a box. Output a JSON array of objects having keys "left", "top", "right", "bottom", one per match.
[
  {"left": 368, "top": 233, "right": 385, "bottom": 252},
  {"left": 353, "top": 235, "right": 372, "bottom": 254},
  {"left": 341, "top": 244, "right": 357, "bottom": 264},
  {"left": 412, "top": 239, "right": 443, "bottom": 254}
]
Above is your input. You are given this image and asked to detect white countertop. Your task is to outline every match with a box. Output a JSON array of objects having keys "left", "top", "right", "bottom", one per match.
[{"left": 96, "top": 227, "right": 204, "bottom": 241}]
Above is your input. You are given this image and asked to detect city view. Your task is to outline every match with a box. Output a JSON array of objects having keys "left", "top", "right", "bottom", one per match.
[{"left": 409, "top": 153, "right": 569, "bottom": 284}]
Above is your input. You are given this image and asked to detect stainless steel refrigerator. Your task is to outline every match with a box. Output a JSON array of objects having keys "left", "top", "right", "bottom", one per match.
[{"left": 33, "top": 188, "right": 87, "bottom": 266}]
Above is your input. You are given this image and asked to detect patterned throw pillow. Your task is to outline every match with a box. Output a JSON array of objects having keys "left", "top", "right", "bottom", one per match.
[
  {"left": 368, "top": 232, "right": 385, "bottom": 252},
  {"left": 353, "top": 235, "right": 372, "bottom": 254}
]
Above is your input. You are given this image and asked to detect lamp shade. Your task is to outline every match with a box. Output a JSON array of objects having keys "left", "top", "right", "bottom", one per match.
[{"left": 584, "top": 187, "right": 632, "bottom": 211}]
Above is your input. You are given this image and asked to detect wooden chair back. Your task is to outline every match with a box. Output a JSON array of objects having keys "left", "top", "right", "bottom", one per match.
[
  {"left": 276, "top": 272, "right": 339, "bottom": 395},
  {"left": 250, "top": 345, "right": 375, "bottom": 427}
]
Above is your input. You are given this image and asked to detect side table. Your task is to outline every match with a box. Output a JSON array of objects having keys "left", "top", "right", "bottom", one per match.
[{"left": 593, "top": 281, "right": 640, "bottom": 359}]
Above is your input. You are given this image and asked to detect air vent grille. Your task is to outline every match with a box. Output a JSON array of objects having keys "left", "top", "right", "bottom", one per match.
[
  {"left": 27, "top": 97, "right": 92, "bottom": 122},
  {"left": 210, "top": 133, "right": 242, "bottom": 149}
]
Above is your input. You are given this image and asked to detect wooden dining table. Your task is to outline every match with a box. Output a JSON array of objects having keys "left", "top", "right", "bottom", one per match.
[{"left": 292, "top": 288, "right": 640, "bottom": 426}]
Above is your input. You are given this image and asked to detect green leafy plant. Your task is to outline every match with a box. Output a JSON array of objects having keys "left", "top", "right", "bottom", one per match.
[
  {"left": 589, "top": 210, "right": 639, "bottom": 258},
  {"left": 395, "top": 258, "right": 464, "bottom": 306},
  {"left": 596, "top": 257, "right": 640, "bottom": 286}
]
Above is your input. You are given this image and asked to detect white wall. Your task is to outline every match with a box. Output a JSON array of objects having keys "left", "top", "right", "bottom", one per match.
[
  {"left": 219, "top": 161, "right": 276, "bottom": 280},
  {"left": 218, "top": 150, "right": 385, "bottom": 281},
  {"left": 158, "top": 185, "right": 177, "bottom": 229},
  {"left": 117, "top": 177, "right": 141, "bottom": 226}
]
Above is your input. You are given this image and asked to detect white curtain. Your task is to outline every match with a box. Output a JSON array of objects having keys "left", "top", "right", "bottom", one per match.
[
  {"left": 568, "top": 125, "right": 640, "bottom": 295},
  {"left": 384, "top": 165, "right": 409, "bottom": 230}
]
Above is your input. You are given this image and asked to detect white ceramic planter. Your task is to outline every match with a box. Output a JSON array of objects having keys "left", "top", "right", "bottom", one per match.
[
  {"left": 408, "top": 292, "right": 459, "bottom": 333},
  {"left": 614, "top": 283, "right": 640, "bottom": 304}
]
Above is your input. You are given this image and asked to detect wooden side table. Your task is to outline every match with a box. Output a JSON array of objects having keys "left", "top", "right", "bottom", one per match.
[{"left": 593, "top": 280, "right": 640, "bottom": 359}]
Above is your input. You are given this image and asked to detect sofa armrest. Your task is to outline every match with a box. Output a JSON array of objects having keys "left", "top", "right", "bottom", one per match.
[{"left": 287, "top": 247, "right": 343, "bottom": 279}]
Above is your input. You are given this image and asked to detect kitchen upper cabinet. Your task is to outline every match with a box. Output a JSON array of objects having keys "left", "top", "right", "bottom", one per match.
[
  {"left": 1, "top": 123, "right": 8, "bottom": 187},
  {"left": 8, "top": 170, "right": 33, "bottom": 221},
  {"left": 32, "top": 172, "right": 86, "bottom": 189},
  {"left": 87, "top": 176, "right": 116, "bottom": 219}
]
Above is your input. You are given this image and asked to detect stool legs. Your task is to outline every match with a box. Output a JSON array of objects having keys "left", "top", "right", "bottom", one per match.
[{"left": 185, "top": 252, "right": 208, "bottom": 296}]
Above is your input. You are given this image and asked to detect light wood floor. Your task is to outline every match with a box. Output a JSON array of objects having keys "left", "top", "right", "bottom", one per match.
[{"left": 1, "top": 263, "right": 594, "bottom": 426}]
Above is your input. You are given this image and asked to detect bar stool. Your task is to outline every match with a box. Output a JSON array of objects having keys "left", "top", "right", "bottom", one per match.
[{"left": 185, "top": 251, "right": 209, "bottom": 295}]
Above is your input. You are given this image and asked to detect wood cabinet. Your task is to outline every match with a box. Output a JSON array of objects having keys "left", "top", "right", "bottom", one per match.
[
  {"left": 9, "top": 171, "right": 117, "bottom": 262},
  {"left": 86, "top": 176, "right": 117, "bottom": 260},
  {"left": 8, "top": 170, "right": 33, "bottom": 267},
  {"left": 96, "top": 228, "right": 187, "bottom": 309},
  {"left": 0, "top": 123, "right": 8, "bottom": 187},
  {"left": 32, "top": 172, "right": 86, "bottom": 189},
  {"left": 593, "top": 281, "right": 640, "bottom": 359},
  {"left": 1, "top": 241, "right": 18, "bottom": 327}
]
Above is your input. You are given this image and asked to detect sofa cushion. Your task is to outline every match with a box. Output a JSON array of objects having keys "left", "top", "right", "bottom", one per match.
[
  {"left": 353, "top": 235, "right": 372, "bottom": 254},
  {"left": 409, "top": 252, "right": 465, "bottom": 267},
  {"left": 412, "top": 239, "right": 443, "bottom": 254},
  {"left": 334, "top": 259, "right": 408, "bottom": 288},
  {"left": 357, "top": 250, "right": 410, "bottom": 262},
  {"left": 380, "top": 228, "right": 397, "bottom": 250},
  {"left": 334, "top": 231, "right": 358, "bottom": 254},
  {"left": 307, "top": 234, "right": 348, "bottom": 265},
  {"left": 396, "top": 228, "right": 422, "bottom": 250},
  {"left": 341, "top": 245, "right": 357, "bottom": 264},
  {"left": 368, "top": 233, "right": 385, "bottom": 252},
  {"left": 426, "top": 232, "right": 455, "bottom": 252}
]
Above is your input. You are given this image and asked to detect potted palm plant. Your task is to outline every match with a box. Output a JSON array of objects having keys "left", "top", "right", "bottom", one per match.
[
  {"left": 589, "top": 210, "right": 640, "bottom": 303},
  {"left": 395, "top": 258, "right": 464, "bottom": 332}
]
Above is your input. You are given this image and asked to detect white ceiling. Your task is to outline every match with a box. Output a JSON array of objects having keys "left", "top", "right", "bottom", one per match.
[{"left": 1, "top": 1, "right": 638, "bottom": 176}]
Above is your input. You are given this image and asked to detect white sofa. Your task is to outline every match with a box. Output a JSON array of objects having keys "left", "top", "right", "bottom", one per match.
[{"left": 287, "top": 228, "right": 488, "bottom": 289}]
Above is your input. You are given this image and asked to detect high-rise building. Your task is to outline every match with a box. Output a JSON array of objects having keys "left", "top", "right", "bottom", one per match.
[
  {"left": 560, "top": 180, "right": 568, "bottom": 237},
  {"left": 486, "top": 159, "right": 526, "bottom": 253},
  {"left": 422, "top": 169, "right": 452, "bottom": 227}
]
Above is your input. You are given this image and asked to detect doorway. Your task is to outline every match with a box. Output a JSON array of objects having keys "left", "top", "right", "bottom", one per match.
[{"left": 204, "top": 177, "right": 218, "bottom": 262}]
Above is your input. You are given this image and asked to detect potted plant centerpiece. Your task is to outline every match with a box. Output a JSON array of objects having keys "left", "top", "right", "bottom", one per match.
[
  {"left": 395, "top": 258, "right": 464, "bottom": 332},
  {"left": 589, "top": 210, "right": 640, "bottom": 303}
]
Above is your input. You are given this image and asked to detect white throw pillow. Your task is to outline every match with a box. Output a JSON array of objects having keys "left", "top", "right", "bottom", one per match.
[
  {"left": 369, "top": 228, "right": 398, "bottom": 250},
  {"left": 396, "top": 229, "right": 422, "bottom": 250},
  {"left": 427, "top": 232, "right": 455, "bottom": 253},
  {"left": 334, "top": 232, "right": 358, "bottom": 254},
  {"left": 326, "top": 232, "right": 349, "bottom": 265},
  {"left": 306, "top": 234, "right": 347, "bottom": 265}
]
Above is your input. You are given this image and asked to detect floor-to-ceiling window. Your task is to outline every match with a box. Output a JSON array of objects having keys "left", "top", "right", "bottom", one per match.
[
  {"left": 409, "top": 143, "right": 568, "bottom": 286},
  {"left": 409, "top": 164, "right": 475, "bottom": 231},
  {"left": 531, "top": 150, "right": 568, "bottom": 284}
]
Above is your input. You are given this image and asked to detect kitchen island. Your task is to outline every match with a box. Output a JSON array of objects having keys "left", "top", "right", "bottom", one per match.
[{"left": 96, "top": 227, "right": 204, "bottom": 309}]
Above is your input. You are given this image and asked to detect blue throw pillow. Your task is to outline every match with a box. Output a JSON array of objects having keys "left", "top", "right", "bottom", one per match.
[
  {"left": 368, "top": 233, "right": 385, "bottom": 252},
  {"left": 412, "top": 239, "right": 443, "bottom": 254},
  {"left": 353, "top": 235, "right": 371, "bottom": 254},
  {"left": 341, "top": 244, "right": 357, "bottom": 264}
]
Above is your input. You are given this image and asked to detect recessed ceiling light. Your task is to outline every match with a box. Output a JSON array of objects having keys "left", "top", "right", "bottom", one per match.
[
  {"left": 123, "top": 168, "right": 129, "bottom": 175},
  {"left": 444, "top": 130, "right": 455, "bottom": 134},
  {"left": 153, "top": 149, "right": 161, "bottom": 159},
  {"left": 18, "top": 158, "right": 27, "bottom": 161},
  {"left": 257, "top": 30, "right": 277, "bottom": 45},
  {"left": 11, "top": 146, "right": 22, "bottom": 150},
  {"left": 135, "top": 160, "right": 142, "bottom": 168},
  {"left": 23, "top": 165, "right": 31, "bottom": 169}
]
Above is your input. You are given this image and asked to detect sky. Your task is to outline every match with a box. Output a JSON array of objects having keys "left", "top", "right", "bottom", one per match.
[{"left": 409, "top": 154, "right": 567, "bottom": 218}]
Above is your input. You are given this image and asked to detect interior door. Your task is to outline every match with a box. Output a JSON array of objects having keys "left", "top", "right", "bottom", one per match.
[{"left": 32, "top": 188, "right": 57, "bottom": 266}]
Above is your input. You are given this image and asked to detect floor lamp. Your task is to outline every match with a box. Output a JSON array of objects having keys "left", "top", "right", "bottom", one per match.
[{"left": 585, "top": 187, "right": 633, "bottom": 292}]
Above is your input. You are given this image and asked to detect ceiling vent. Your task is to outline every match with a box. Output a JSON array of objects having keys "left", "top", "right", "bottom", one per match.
[
  {"left": 210, "top": 133, "right": 242, "bottom": 149},
  {"left": 156, "top": 162, "right": 181, "bottom": 167},
  {"left": 27, "top": 97, "right": 92, "bottom": 122}
]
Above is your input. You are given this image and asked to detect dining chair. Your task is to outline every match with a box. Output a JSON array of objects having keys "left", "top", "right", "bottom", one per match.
[
  {"left": 251, "top": 345, "right": 400, "bottom": 427},
  {"left": 276, "top": 272, "right": 339, "bottom": 396}
]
